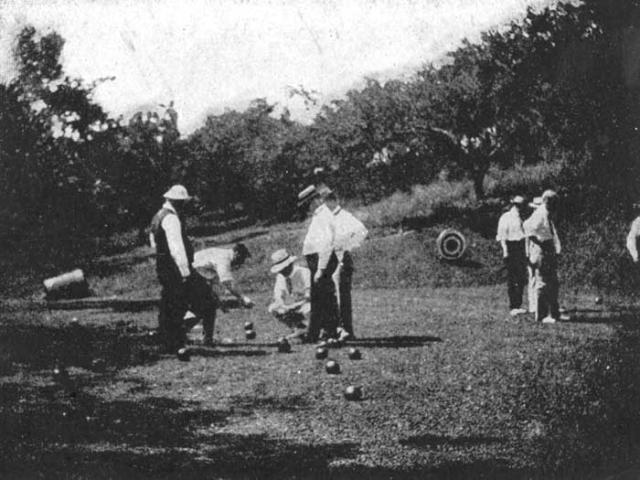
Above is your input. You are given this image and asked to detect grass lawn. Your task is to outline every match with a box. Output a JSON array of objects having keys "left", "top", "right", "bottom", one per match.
[{"left": 2, "top": 282, "right": 640, "bottom": 479}]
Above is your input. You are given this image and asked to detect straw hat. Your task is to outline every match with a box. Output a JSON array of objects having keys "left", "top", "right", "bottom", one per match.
[{"left": 270, "top": 249, "right": 297, "bottom": 274}]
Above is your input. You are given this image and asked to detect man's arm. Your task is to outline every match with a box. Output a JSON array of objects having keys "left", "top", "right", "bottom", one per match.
[
  {"left": 496, "top": 215, "right": 508, "bottom": 258},
  {"left": 161, "top": 214, "right": 190, "bottom": 279},
  {"left": 220, "top": 280, "right": 252, "bottom": 307},
  {"left": 627, "top": 219, "right": 640, "bottom": 262}
]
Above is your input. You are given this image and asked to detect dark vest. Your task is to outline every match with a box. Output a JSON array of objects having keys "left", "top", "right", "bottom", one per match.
[{"left": 150, "top": 207, "right": 194, "bottom": 286}]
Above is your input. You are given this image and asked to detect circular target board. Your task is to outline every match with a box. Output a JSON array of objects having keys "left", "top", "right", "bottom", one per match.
[{"left": 437, "top": 229, "right": 467, "bottom": 260}]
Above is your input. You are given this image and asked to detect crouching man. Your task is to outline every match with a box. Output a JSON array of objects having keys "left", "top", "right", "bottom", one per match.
[{"left": 268, "top": 249, "right": 311, "bottom": 340}]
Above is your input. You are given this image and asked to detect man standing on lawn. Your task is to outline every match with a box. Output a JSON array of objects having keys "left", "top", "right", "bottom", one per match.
[
  {"left": 268, "top": 248, "right": 311, "bottom": 340},
  {"left": 524, "top": 189, "right": 562, "bottom": 324},
  {"left": 527, "top": 196, "right": 543, "bottom": 315},
  {"left": 327, "top": 191, "right": 368, "bottom": 341},
  {"left": 496, "top": 195, "right": 528, "bottom": 316},
  {"left": 299, "top": 184, "right": 340, "bottom": 343},
  {"left": 149, "top": 185, "right": 218, "bottom": 352}
]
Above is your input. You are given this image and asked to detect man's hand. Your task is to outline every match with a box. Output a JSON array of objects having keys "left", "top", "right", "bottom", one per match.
[
  {"left": 314, "top": 269, "right": 324, "bottom": 282},
  {"left": 242, "top": 296, "right": 254, "bottom": 308}
]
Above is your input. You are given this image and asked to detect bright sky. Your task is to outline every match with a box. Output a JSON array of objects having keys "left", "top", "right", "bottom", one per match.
[{"left": 0, "top": 0, "right": 562, "bottom": 134}]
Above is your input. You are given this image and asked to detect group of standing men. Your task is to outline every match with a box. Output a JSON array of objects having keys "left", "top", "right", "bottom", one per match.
[
  {"left": 268, "top": 184, "right": 368, "bottom": 344},
  {"left": 497, "top": 189, "right": 563, "bottom": 323}
]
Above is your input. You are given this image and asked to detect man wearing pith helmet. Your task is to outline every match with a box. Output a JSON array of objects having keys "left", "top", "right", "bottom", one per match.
[{"left": 149, "top": 185, "right": 218, "bottom": 352}]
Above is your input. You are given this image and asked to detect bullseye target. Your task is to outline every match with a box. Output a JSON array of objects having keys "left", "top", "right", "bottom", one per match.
[{"left": 437, "top": 229, "right": 467, "bottom": 260}]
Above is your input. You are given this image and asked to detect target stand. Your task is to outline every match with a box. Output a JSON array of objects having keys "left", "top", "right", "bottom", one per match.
[{"left": 437, "top": 229, "right": 467, "bottom": 261}]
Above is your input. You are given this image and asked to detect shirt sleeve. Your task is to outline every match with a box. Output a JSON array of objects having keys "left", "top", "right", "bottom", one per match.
[
  {"left": 161, "top": 214, "right": 190, "bottom": 278},
  {"left": 215, "top": 251, "right": 234, "bottom": 283},
  {"left": 272, "top": 274, "right": 287, "bottom": 306},
  {"left": 496, "top": 214, "right": 508, "bottom": 242},
  {"left": 627, "top": 219, "right": 640, "bottom": 260},
  {"left": 301, "top": 267, "right": 311, "bottom": 299},
  {"left": 317, "top": 211, "right": 335, "bottom": 270}
]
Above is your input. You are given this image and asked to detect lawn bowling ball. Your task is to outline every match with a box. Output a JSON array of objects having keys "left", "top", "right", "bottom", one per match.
[
  {"left": 177, "top": 348, "right": 191, "bottom": 361},
  {"left": 244, "top": 321, "right": 254, "bottom": 331},
  {"left": 277, "top": 338, "right": 291, "bottom": 353},
  {"left": 595, "top": 296, "right": 603, "bottom": 305},
  {"left": 344, "top": 385, "right": 363, "bottom": 401},
  {"left": 245, "top": 329, "right": 256, "bottom": 340},
  {"left": 315, "top": 347, "right": 328, "bottom": 359},
  {"left": 347, "top": 347, "right": 362, "bottom": 360},
  {"left": 325, "top": 360, "right": 340, "bottom": 374}
]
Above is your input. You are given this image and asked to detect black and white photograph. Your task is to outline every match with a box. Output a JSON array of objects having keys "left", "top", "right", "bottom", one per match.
[{"left": 1, "top": 0, "right": 640, "bottom": 478}]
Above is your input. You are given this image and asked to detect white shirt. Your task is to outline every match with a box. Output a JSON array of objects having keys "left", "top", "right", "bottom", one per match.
[
  {"left": 333, "top": 206, "right": 368, "bottom": 258},
  {"left": 192, "top": 247, "right": 234, "bottom": 283},
  {"left": 523, "top": 204, "right": 561, "bottom": 254},
  {"left": 626, "top": 216, "right": 640, "bottom": 261},
  {"left": 149, "top": 201, "right": 190, "bottom": 278},
  {"left": 302, "top": 203, "right": 335, "bottom": 270},
  {"left": 496, "top": 206, "right": 525, "bottom": 242},
  {"left": 272, "top": 264, "right": 311, "bottom": 309}
]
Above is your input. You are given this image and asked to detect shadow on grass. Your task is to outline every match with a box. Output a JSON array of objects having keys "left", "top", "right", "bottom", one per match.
[
  {"left": 350, "top": 335, "right": 442, "bottom": 348},
  {"left": 400, "top": 433, "right": 504, "bottom": 449},
  {"left": 0, "top": 374, "right": 360, "bottom": 479},
  {"left": 188, "top": 346, "right": 268, "bottom": 357},
  {"left": 0, "top": 321, "right": 160, "bottom": 376}
]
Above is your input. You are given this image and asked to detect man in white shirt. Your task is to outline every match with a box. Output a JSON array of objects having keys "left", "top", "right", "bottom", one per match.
[
  {"left": 268, "top": 249, "right": 311, "bottom": 339},
  {"left": 191, "top": 244, "right": 253, "bottom": 306},
  {"left": 523, "top": 189, "right": 562, "bottom": 324},
  {"left": 626, "top": 204, "right": 640, "bottom": 263},
  {"left": 327, "top": 192, "right": 368, "bottom": 341},
  {"left": 527, "top": 196, "right": 543, "bottom": 314},
  {"left": 496, "top": 195, "right": 528, "bottom": 316},
  {"left": 299, "top": 184, "right": 340, "bottom": 343},
  {"left": 149, "top": 185, "right": 218, "bottom": 351}
]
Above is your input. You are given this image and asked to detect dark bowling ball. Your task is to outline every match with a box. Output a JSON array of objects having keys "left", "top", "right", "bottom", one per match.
[
  {"left": 245, "top": 329, "right": 257, "bottom": 340},
  {"left": 244, "top": 321, "right": 254, "bottom": 331},
  {"left": 315, "top": 347, "right": 328, "bottom": 359},
  {"left": 595, "top": 296, "right": 603, "bottom": 305},
  {"left": 347, "top": 347, "right": 362, "bottom": 360},
  {"left": 277, "top": 338, "right": 291, "bottom": 353},
  {"left": 344, "top": 385, "right": 363, "bottom": 401},
  {"left": 177, "top": 348, "right": 191, "bottom": 361},
  {"left": 91, "top": 358, "right": 107, "bottom": 372},
  {"left": 325, "top": 360, "right": 340, "bottom": 374}
]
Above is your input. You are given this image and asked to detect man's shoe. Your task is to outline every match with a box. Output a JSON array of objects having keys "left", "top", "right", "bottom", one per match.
[
  {"left": 542, "top": 317, "right": 557, "bottom": 324},
  {"left": 510, "top": 309, "right": 520, "bottom": 317},
  {"left": 337, "top": 328, "right": 352, "bottom": 342}
]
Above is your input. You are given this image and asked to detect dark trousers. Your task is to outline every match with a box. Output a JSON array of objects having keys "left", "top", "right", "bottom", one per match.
[
  {"left": 158, "top": 272, "right": 218, "bottom": 350},
  {"left": 535, "top": 244, "right": 560, "bottom": 321},
  {"left": 505, "top": 240, "right": 527, "bottom": 309},
  {"left": 338, "top": 251, "right": 354, "bottom": 335},
  {"left": 305, "top": 252, "right": 339, "bottom": 342}
]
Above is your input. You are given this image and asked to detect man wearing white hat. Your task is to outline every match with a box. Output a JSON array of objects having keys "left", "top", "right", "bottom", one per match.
[
  {"left": 299, "top": 184, "right": 340, "bottom": 343},
  {"left": 496, "top": 195, "right": 528, "bottom": 316},
  {"left": 149, "top": 185, "right": 217, "bottom": 351},
  {"left": 524, "top": 189, "right": 562, "bottom": 324},
  {"left": 268, "top": 248, "right": 311, "bottom": 339}
]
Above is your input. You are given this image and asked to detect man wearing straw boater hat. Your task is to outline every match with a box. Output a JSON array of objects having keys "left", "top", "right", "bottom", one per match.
[
  {"left": 268, "top": 248, "right": 311, "bottom": 340},
  {"left": 149, "top": 185, "right": 218, "bottom": 352},
  {"left": 496, "top": 195, "right": 528, "bottom": 316},
  {"left": 298, "top": 184, "right": 340, "bottom": 343},
  {"left": 626, "top": 202, "right": 640, "bottom": 264}
]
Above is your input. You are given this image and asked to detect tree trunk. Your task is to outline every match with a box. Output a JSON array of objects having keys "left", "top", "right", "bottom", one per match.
[{"left": 472, "top": 169, "right": 486, "bottom": 199}]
